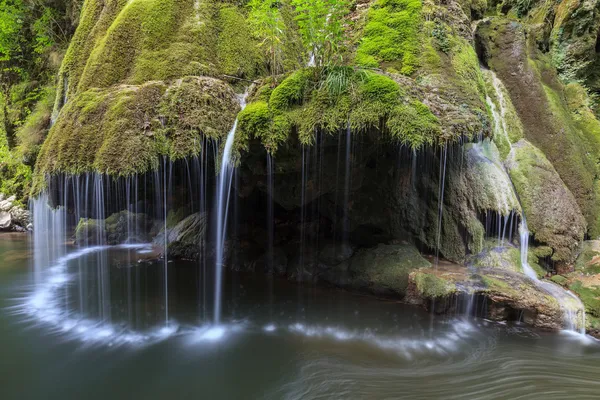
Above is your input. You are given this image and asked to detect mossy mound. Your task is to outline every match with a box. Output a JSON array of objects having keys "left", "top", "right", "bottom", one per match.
[
  {"left": 56, "top": 0, "right": 268, "bottom": 106},
  {"left": 355, "top": 0, "right": 422, "bottom": 75},
  {"left": 506, "top": 139, "right": 586, "bottom": 266},
  {"left": 33, "top": 77, "right": 239, "bottom": 194},
  {"left": 238, "top": 67, "right": 443, "bottom": 153}
]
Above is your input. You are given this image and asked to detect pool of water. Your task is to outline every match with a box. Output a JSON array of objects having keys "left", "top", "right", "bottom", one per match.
[{"left": 2, "top": 234, "right": 600, "bottom": 400}]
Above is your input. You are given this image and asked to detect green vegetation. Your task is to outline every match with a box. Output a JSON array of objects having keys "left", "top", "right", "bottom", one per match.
[
  {"left": 0, "top": 0, "right": 80, "bottom": 202},
  {"left": 291, "top": 0, "right": 350, "bottom": 67},
  {"left": 33, "top": 76, "right": 239, "bottom": 194},
  {"left": 413, "top": 271, "right": 456, "bottom": 298},
  {"left": 237, "top": 67, "right": 440, "bottom": 153},
  {"left": 248, "top": 0, "right": 287, "bottom": 75},
  {"left": 355, "top": 0, "right": 422, "bottom": 75}
]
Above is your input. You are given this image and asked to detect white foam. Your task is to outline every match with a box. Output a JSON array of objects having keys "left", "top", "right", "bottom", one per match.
[{"left": 20, "top": 244, "right": 179, "bottom": 346}]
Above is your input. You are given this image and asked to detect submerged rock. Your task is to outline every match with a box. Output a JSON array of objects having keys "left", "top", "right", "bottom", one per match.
[{"left": 320, "top": 243, "right": 431, "bottom": 297}]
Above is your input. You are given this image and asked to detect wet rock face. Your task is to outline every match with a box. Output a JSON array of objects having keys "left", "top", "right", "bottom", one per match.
[
  {"left": 506, "top": 140, "right": 585, "bottom": 268},
  {"left": 475, "top": 17, "right": 600, "bottom": 238}
]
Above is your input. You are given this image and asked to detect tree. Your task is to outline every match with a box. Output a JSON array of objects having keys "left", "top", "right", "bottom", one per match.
[
  {"left": 291, "top": 0, "right": 350, "bottom": 68},
  {"left": 248, "top": 0, "right": 286, "bottom": 75}
]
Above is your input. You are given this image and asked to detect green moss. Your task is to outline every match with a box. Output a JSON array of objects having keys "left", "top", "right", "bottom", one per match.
[
  {"left": 414, "top": 271, "right": 456, "bottom": 298},
  {"left": 217, "top": 6, "right": 262, "bottom": 78},
  {"left": 33, "top": 77, "right": 239, "bottom": 194},
  {"left": 238, "top": 68, "right": 441, "bottom": 152},
  {"left": 570, "top": 280, "right": 600, "bottom": 318},
  {"left": 470, "top": 241, "right": 523, "bottom": 273},
  {"left": 355, "top": 0, "right": 422, "bottom": 74},
  {"left": 575, "top": 241, "right": 600, "bottom": 274},
  {"left": 13, "top": 86, "right": 56, "bottom": 166},
  {"left": 550, "top": 275, "right": 569, "bottom": 286},
  {"left": 269, "top": 69, "right": 314, "bottom": 112},
  {"left": 507, "top": 140, "right": 585, "bottom": 264},
  {"left": 482, "top": 275, "right": 514, "bottom": 292}
]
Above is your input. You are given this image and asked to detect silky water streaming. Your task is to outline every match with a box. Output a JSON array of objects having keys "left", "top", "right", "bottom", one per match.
[{"left": 213, "top": 92, "right": 248, "bottom": 325}]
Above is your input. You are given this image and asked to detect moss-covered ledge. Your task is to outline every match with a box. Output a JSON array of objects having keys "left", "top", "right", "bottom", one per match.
[
  {"left": 33, "top": 76, "right": 239, "bottom": 195},
  {"left": 236, "top": 67, "right": 445, "bottom": 154}
]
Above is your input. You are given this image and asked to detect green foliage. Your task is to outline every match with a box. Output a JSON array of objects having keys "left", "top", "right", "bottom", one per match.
[
  {"left": 0, "top": 0, "right": 26, "bottom": 62},
  {"left": 248, "top": 0, "right": 286, "bottom": 75},
  {"left": 355, "top": 0, "right": 422, "bottom": 75},
  {"left": 291, "top": 0, "right": 350, "bottom": 67}
]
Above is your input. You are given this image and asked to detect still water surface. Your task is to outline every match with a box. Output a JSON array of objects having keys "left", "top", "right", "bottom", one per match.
[{"left": 1, "top": 234, "right": 600, "bottom": 400}]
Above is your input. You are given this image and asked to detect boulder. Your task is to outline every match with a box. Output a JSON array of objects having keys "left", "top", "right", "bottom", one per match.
[
  {"left": 0, "top": 212, "right": 12, "bottom": 230},
  {"left": 405, "top": 265, "right": 581, "bottom": 331},
  {"left": 320, "top": 243, "right": 431, "bottom": 297},
  {"left": 0, "top": 195, "right": 15, "bottom": 212},
  {"left": 75, "top": 218, "right": 106, "bottom": 245},
  {"left": 153, "top": 213, "right": 207, "bottom": 260}
]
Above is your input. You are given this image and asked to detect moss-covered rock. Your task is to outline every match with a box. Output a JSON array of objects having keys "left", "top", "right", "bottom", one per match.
[
  {"left": 355, "top": 0, "right": 422, "bottom": 75},
  {"left": 469, "top": 241, "right": 523, "bottom": 273},
  {"left": 506, "top": 139, "right": 585, "bottom": 266},
  {"left": 406, "top": 265, "right": 577, "bottom": 330},
  {"left": 33, "top": 77, "right": 239, "bottom": 194},
  {"left": 75, "top": 210, "right": 153, "bottom": 245},
  {"left": 549, "top": 0, "right": 600, "bottom": 93},
  {"left": 319, "top": 242, "right": 431, "bottom": 297},
  {"left": 237, "top": 68, "right": 442, "bottom": 153},
  {"left": 75, "top": 218, "right": 106, "bottom": 245},
  {"left": 475, "top": 17, "right": 600, "bottom": 237}
]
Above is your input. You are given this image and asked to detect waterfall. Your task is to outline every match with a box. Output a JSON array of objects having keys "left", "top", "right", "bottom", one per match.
[
  {"left": 213, "top": 91, "right": 248, "bottom": 325},
  {"left": 484, "top": 68, "right": 587, "bottom": 334},
  {"left": 519, "top": 218, "right": 586, "bottom": 334}
]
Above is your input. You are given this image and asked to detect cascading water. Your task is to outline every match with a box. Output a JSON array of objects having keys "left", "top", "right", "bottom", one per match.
[
  {"left": 213, "top": 91, "right": 248, "bottom": 325},
  {"left": 519, "top": 218, "right": 586, "bottom": 334},
  {"left": 484, "top": 68, "right": 587, "bottom": 334}
]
